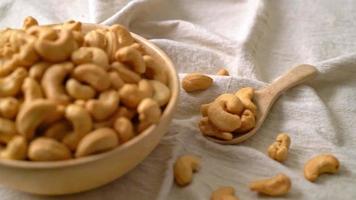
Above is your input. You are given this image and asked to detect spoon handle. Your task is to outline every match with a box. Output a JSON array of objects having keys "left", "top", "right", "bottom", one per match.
[{"left": 263, "top": 64, "right": 318, "bottom": 97}]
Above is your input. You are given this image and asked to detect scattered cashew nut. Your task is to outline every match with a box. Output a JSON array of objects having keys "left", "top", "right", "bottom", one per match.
[
  {"left": 268, "top": 133, "right": 291, "bottom": 162},
  {"left": 182, "top": 73, "right": 213, "bottom": 92},
  {"left": 211, "top": 186, "right": 239, "bottom": 200},
  {"left": 249, "top": 173, "right": 291, "bottom": 196},
  {"left": 216, "top": 68, "right": 229, "bottom": 76},
  {"left": 304, "top": 154, "right": 340, "bottom": 182},
  {"left": 174, "top": 154, "right": 201, "bottom": 186}
]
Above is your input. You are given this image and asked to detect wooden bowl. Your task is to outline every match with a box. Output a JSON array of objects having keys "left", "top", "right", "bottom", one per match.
[{"left": 0, "top": 24, "right": 179, "bottom": 195}]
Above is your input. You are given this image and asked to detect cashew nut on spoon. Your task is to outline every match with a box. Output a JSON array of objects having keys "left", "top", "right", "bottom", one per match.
[{"left": 208, "top": 64, "right": 318, "bottom": 144}]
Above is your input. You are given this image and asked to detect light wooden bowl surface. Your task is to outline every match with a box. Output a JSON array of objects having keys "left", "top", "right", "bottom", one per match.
[{"left": 0, "top": 24, "right": 179, "bottom": 195}]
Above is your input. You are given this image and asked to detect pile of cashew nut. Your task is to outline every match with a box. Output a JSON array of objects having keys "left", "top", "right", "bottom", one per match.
[
  {"left": 0, "top": 17, "right": 170, "bottom": 161},
  {"left": 198, "top": 87, "right": 257, "bottom": 140}
]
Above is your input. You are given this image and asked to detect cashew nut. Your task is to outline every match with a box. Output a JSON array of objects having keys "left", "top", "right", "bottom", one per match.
[
  {"left": 216, "top": 68, "right": 229, "bottom": 76},
  {"left": 62, "top": 104, "right": 93, "bottom": 150},
  {"left": 200, "top": 103, "right": 210, "bottom": 117},
  {"left": 44, "top": 120, "right": 72, "bottom": 141},
  {"left": 41, "top": 62, "right": 73, "bottom": 104},
  {"left": 267, "top": 133, "right": 291, "bottom": 162},
  {"left": 149, "top": 80, "right": 171, "bottom": 106},
  {"left": 130, "top": 43, "right": 144, "bottom": 53},
  {"left": 198, "top": 117, "right": 233, "bottom": 141},
  {"left": 108, "top": 70, "right": 124, "bottom": 89},
  {"left": 28, "top": 137, "right": 72, "bottom": 161},
  {"left": 182, "top": 73, "right": 213, "bottom": 92},
  {"left": 75, "top": 128, "right": 119, "bottom": 158},
  {"left": 110, "top": 24, "right": 134, "bottom": 47},
  {"left": 83, "top": 30, "right": 107, "bottom": 49},
  {"left": 137, "top": 98, "right": 161, "bottom": 132},
  {"left": 235, "top": 109, "right": 256, "bottom": 133},
  {"left": 211, "top": 186, "right": 239, "bottom": 200},
  {"left": 16, "top": 100, "right": 58, "bottom": 140},
  {"left": 249, "top": 173, "right": 291, "bottom": 196},
  {"left": 58, "top": 20, "right": 82, "bottom": 32},
  {"left": 111, "top": 62, "right": 141, "bottom": 83},
  {"left": 86, "top": 90, "right": 119, "bottom": 121},
  {"left": 114, "top": 106, "right": 136, "bottom": 120},
  {"left": 304, "top": 154, "right": 340, "bottom": 182},
  {"left": 0, "top": 136, "right": 27, "bottom": 160},
  {"left": 29, "top": 62, "right": 50, "bottom": 81},
  {"left": 115, "top": 46, "right": 146, "bottom": 74},
  {"left": 113, "top": 117, "right": 135, "bottom": 143},
  {"left": 71, "top": 47, "right": 109, "bottom": 69},
  {"left": 0, "top": 118, "right": 17, "bottom": 144},
  {"left": 173, "top": 155, "right": 200, "bottom": 186},
  {"left": 72, "top": 63, "right": 111, "bottom": 91},
  {"left": 119, "top": 79, "right": 153, "bottom": 109},
  {"left": 34, "top": 27, "right": 77, "bottom": 62},
  {"left": 22, "top": 77, "right": 43, "bottom": 104},
  {"left": 207, "top": 94, "right": 243, "bottom": 132},
  {"left": 23, "top": 16, "right": 38, "bottom": 30},
  {"left": 143, "top": 55, "right": 167, "bottom": 84},
  {"left": 235, "top": 87, "right": 257, "bottom": 114},
  {"left": 0, "top": 67, "right": 28, "bottom": 97},
  {"left": 105, "top": 30, "right": 119, "bottom": 61},
  {"left": 42, "top": 104, "right": 65, "bottom": 125},
  {"left": 0, "top": 97, "right": 19, "bottom": 119},
  {"left": 65, "top": 78, "right": 96, "bottom": 100}
]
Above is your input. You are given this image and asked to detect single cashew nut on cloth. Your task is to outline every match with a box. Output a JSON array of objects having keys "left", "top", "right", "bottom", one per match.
[
  {"left": 72, "top": 63, "right": 111, "bottom": 91},
  {"left": 0, "top": 97, "right": 20, "bottom": 119},
  {"left": 149, "top": 80, "right": 171, "bottom": 106},
  {"left": 249, "top": 173, "right": 292, "bottom": 196},
  {"left": 216, "top": 68, "right": 229, "bottom": 76},
  {"left": 113, "top": 117, "right": 135, "bottom": 143},
  {"left": 23, "top": 16, "right": 38, "bottom": 30},
  {"left": 16, "top": 99, "right": 58, "bottom": 140},
  {"left": 62, "top": 104, "right": 93, "bottom": 150},
  {"left": 83, "top": 30, "right": 107, "bottom": 49},
  {"left": 182, "top": 73, "right": 213, "bottom": 92},
  {"left": 41, "top": 62, "right": 73, "bottom": 104},
  {"left": 0, "top": 67, "right": 28, "bottom": 97},
  {"left": 207, "top": 94, "right": 243, "bottom": 132},
  {"left": 211, "top": 186, "right": 239, "bottom": 200},
  {"left": 0, "top": 118, "right": 17, "bottom": 144},
  {"left": 143, "top": 55, "right": 167, "bottom": 84},
  {"left": 115, "top": 46, "right": 146, "bottom": 74},
  {"left": 34, "top": 28, "right": 77, "bottom": 62},
  {"left": 22, "top": 77, "right": 43, "bottom": 104},
  {"left": 111, "top": 62, "right": 141, "bottom": 83},
  {"left": 268, "top": 133, "right": 291, "bottom": 162},
  {"left": 119, "top": 79, "right": 153, "bottom": 109},
  {"left": 198, "top": 117, "right": 233, "bottom": 141},
  {"left": 75, "top": 128, "right": 119, "bottom": 157},
  {"left": 235, "top": 87, "right": 257, "bottom": 114},
  {"left": 0, "top": 136, "right": 27, "bottom": 160},
  {"left": 28, "top": 137, "right": 72, "bottom": 161},
  {"left": 137, "top": 98, "right": 162, "bottom": 132},
  {"left": 173, "top": 155, "right": 201, "bottom": 187},
  {"left": 71, "top": 47, "right": 109, "bottom": 69},
  {"left": 65, "top": 78, "right": 96, "bottom": 100},
  {"left": 304, "top": 154, "right": 340, "bottom": 182},
  {"left": 86, "top": 89, "right": 120, "bottom": 121}
]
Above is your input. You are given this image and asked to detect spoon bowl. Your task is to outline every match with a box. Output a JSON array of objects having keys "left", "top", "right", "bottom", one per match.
[{"left": 208, "top": 64, "right": 318, "bottom": 144}]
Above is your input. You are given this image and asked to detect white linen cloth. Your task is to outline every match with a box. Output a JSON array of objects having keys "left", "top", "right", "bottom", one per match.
[{"left": 1, "top": 0, "right": 356, "bottom": 199}]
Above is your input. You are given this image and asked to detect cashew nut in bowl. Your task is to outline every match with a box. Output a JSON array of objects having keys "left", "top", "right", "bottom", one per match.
[
  {"left": 71, "top": 47, "right": 109, "bottom": 69},
  {"left": 114, "top": 106, "right": 136, "bottom": 120},
  {"left": 115, "top": 46, "right": 146, "bottom": 74},
  {"left": 72, "top": 63, "right": 111, "bottom": 91},
  {"left": 62, "top": 104, "right": 93, "bottom": 150},
  {"left": 75, "top": 128, "right": 119, "bottom": 158},
  {"left": 149, "top": 80, "right": 171, "bottom": 107},
  {"left": 83, "top": 30, "right": 107, "bottom": 49},
  {"left": 173, "top": 155, "right": 201, "bottom": 187},
  {"left": 65, "top": 78, "right": 96, "bottom": 100},
  {"left": 211, "top": 186, "right": 239, "bottom": 200},
  {"left": 119, "top": 79, "right": 153, "bottom": 109},
  {"left": 235, "top": 87, "right": 257, "bottom": 114},
  {"left": 0, "top": 67, "right": 28, "bottom": 97},
  {"left": 137, "top": 98, "right": 161, "bottom": 132},
  {"left": 29, "top": 62, "right": 50, "bottom": 81},
  {"left": 113, "top": 117, "right": 135, "bottom": 143},
  {"left": 143, "top": 55, "right": 167, "bottom": 84},
  {"left": 22, "top": 77, "right": 43, "bottom": 104},
  {"left": 86, "top": 90, "right": 119, "bottom": 121},
  {"left": 268, "top": 133, "right": 291, "bottom": 162},
  {"left": 249, "top": 173, "right": 291, "bottom": 196},
  {"left": 0, "top": 118, "right": 17, "bottom": 144},
  {"left": 110, "top": 24, "right": 135, "bottom": 47},
  {"left": 41, "top": 62, "right": 73, "bottom": 104},
  {"left": 182, "top": 73, "right": 213, "bottom": 92},
  {"left": 108, "top": 70, "right": 124, "bottom": 89},
  {"left": 34, "top": 28, "right": 77, "bottom": 62},
  {"left": 111, "top": 62, "right": 141, "bottom": 83},
  {"left": 235, "top": 109, "right": 256, "bottom": 133},
  {"left": 23, "top": 16, "right": 38, "bottom": 30},
  {"left": 304, "top": 154, "right": 340, "bottom": 182},
  {"left": 198, "top": 117, "right": 233, "bottom": 141},
  {"left": 16, "top": 100, "right": 58, "bottom": 140},
  {"left": 44, "top": 120, "right": 72, "bottom": 141},
  {"left": 207, "top": 94, "right": 243, "bottom": 132},
  {"left": 0, "top": 136, "right": 27, "bottom": 160},
  {"left": 28, "top": 137, "right": 72, "bottom": 161},
  {"left": 105, "top": 30, "right": 119, "bottom": 61},
  {"left": 42, "top": 104, "right": 66, "bottom": 125},
  {"left": 0, "top": 97, "right": 19, "bottom": 119}
]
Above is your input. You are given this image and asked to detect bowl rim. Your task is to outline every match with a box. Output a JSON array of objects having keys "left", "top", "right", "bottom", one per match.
[{"left": 0, "top": 26, "right": 180, "bottom": 169}]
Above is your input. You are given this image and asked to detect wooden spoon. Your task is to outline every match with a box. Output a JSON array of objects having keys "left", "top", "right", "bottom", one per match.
[{"left": 208, "top": 64, "right": 318, "bottom": 144}]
